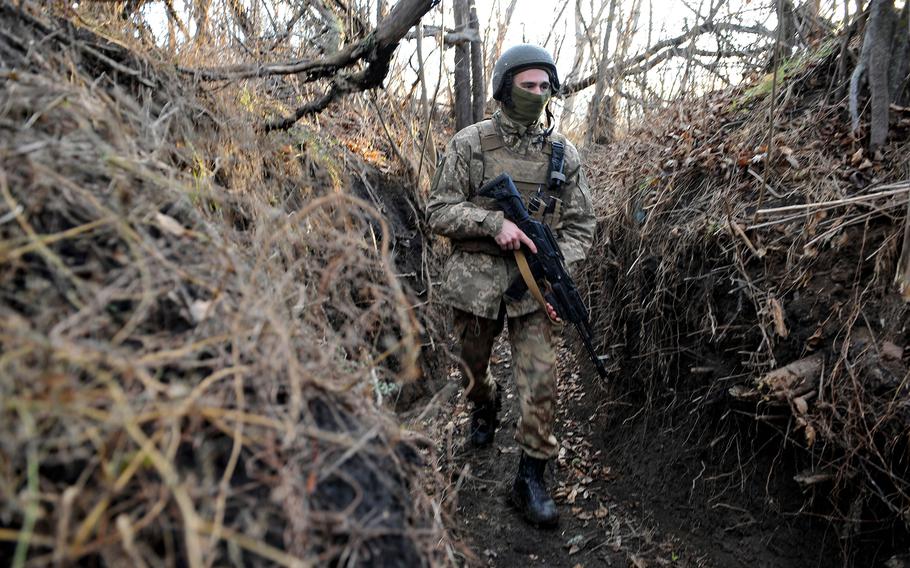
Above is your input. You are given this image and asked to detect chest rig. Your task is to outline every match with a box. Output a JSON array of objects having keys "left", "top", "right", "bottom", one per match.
[{"left": 458, "top": 119, "right": 567, "bottom": 255}]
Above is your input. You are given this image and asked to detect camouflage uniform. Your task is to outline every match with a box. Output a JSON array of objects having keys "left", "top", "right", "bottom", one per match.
[{"left": 427, "top": 109, "right": 595, "bottom": 460}]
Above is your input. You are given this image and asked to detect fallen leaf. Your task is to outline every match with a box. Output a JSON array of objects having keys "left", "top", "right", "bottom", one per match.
[
  {"left": 769, "top": 298, "right": 789, "bottom": 338},
  {"left": 728, "top": 385, "right": 759, "bottom": 399},
  {"left": 155, "top": 212, "right": 187, "bottom": 237},
  {"left": 566, "top": 534, "right": 586, "bottom": 555},
  {"left": 805, "top": 423, "right": 817, "bottom": 447},
  {"left": 189, "top": 299, "right": 213, "bottom": 323},
  {"left": 881, "top": 341, "right": 904, "bottom": 361},
  {"left": 306, "top": 471, "right": 317, "bottom": 494},
  {"left": 794, "top": 470, "right": 831, "bottom": 486},
  {"left": 850, "top": 148, "right": 864, "bottom": 165}
]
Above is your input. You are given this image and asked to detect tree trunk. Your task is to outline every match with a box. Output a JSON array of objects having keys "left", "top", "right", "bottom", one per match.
[
  {"left": 485, "top": 0, "right": 518, "bottom": 82},
  {"left": 194, "top": 0, "right": 212, "bottom": 42},
  {"left": 777, "top": 0, "right": 798, "bottom": 52},
  {"left": 469, "top": 0, "right": 485, "bottom": 122},
  {"left": 849, "top": 7, "right": 873, "bottom": 133},
  {"left": 453, "top": 0, "right": 472, "bottom": 131},
  {"left": 868, "top": 0, "right": 897, "bottom": 149},
  {"left": 889, "top": 1, "right": 910, "bottom": 104},
  {"left": 586, "top": 0, "right": 619, "bottom": 146},
  {"left": 560, "top": 0, "right": 588, "bottom": 129},
  {"left": 313, "top": 0, "right": 342, "bottom": 55}
]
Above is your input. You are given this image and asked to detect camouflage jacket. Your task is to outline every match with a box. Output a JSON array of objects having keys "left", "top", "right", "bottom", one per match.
[{"left": 427, "top": 110, "right": 596, "bottom": 319}]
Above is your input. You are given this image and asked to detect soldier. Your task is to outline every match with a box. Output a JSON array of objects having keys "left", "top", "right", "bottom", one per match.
[{"left": 426, "top": 44, "right": 596, "bottom": 527}]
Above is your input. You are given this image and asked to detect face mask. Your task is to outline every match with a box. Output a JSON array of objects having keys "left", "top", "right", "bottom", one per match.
[{"left": 503, "top": 83, "right": 550, "bottom": 125}]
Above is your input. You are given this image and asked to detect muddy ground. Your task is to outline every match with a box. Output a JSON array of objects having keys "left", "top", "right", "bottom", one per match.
[{"left": 438, "top": 331, "right": 845, "bottom": 568}]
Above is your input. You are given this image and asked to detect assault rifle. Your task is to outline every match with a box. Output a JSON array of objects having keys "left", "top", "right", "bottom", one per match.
[{"left": 478, "top": 173, "right": 608, "bottom": 379}]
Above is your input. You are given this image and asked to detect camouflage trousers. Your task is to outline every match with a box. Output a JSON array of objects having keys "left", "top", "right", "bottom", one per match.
[{"left": 453, "top": 305, "right": 558, "bottom": 460}]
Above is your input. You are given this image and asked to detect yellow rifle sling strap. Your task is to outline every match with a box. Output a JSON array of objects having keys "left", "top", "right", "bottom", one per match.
[{"left": 513, "top": 249, "right": 560, "bottom": 324}]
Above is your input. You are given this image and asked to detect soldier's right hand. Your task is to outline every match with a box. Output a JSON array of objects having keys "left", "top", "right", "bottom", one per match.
[{"left": 495, "top": 219, "right": 537, "bottom": 253}]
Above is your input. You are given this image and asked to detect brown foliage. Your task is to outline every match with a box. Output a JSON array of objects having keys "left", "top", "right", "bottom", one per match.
[
  {"left": 0, "top": 4, "right": 455, "bottom": 566},
  {"left": 581, "top": 36, "right": 910, "bottom": 542}
]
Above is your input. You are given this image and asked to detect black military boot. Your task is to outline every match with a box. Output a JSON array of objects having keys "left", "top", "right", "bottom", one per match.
[
  {"left": 468, "top": 389, "right": 501, "bottom": 447},
  {"left": 511, "top": 452, "right": 559, "bottom": 527}
]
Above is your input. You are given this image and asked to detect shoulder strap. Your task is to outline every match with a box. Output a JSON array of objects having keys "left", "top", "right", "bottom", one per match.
[
  {"left": 548, "top": 137, "right": 566, "bottom": 190},
  {"left": 478, "top": 119, "right": 504, "bottom": 152}
]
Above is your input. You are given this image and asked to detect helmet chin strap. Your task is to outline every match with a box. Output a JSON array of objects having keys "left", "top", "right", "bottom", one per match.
[
  {"left": 526, "top": 104, "right": 555, "bottom": 145},
  {"left": 543, "top": 104, "right": 555, "bottom": 137}
]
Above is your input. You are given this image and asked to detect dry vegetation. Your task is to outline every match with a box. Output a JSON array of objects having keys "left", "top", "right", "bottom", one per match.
[
  {"left": 2, "top": 0, "right": 910, "bottom": 565},
  {"left": 582, "top": 29, "right": 910, "bottom": 558},
  {"left": 0, "top": 4, "right": 454, "bottom": 566}
]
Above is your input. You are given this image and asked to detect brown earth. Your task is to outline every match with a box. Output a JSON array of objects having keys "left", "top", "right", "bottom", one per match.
[{"left": 431, "top": 328, "right": 845, "bottom": 568}]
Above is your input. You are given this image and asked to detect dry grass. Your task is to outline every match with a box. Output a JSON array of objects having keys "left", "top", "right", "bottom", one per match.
[
  {"left": 582, "top": 36, "right": 910, "bottom": 541},
  {"left": 0, "top": 4, "right": 456, "bottom": 566}
]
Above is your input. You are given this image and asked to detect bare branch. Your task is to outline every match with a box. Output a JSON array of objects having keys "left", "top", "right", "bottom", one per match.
[
  {"left": 181, "top": 0, "right": 437, "bottom": 84},
  {"left": 562, "top": 17, "right": 773, "bottom": 95},
  {"left": 263, "top": 0, "right": 440, "bottom": 131},
  {"left": 404, "top": 25, "right": 479, "bottom": 46}
]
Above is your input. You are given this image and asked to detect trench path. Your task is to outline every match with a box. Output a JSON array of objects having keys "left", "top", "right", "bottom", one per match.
[{"left": 444, "top": 332, "right": 708, "bottom": 568}]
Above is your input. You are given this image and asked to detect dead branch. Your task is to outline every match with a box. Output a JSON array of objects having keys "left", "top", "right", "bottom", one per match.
[
  {"left": 562, "top": 19, "right": 772, "bottom": 95},
  {"left": 256, "top": 0, "right": 437, "bottom": 131},
  {"left": 180, "top": 0, "right": 436, "bottom": 84},
  {"left": 484, "top": 0, "right": 517, "bottom": 81},
  {"left": 404, "top": 25, "right": 479, "bottom": 46}
]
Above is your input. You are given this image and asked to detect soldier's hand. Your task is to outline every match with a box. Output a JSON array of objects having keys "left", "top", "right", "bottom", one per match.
[
  {"left": 546, "top": 303, "right": 562, "bottom": 323},
  {"left": 495, "top": 219, "right": 537, "bottom": 253}
]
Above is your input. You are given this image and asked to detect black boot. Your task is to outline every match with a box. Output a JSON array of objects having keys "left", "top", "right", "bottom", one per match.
[
  {"left": 468, "top": 390, "right": 501, "bottom": 447},
  {"left": 511, "top": 452, "right": 559, "bottom": 527}
]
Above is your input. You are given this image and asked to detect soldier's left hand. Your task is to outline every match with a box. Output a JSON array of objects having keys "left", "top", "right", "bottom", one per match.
[{"left": 546, "top": 303, "right": 561, "bottom": 323}]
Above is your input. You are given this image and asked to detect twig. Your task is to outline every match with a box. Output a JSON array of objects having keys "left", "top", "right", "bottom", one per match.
[
  {"left": 755, "top": 182, "right": 910, "bottom": 215},
  {"left": 753, "top": 0, "right": 785, "bottom": 224}
]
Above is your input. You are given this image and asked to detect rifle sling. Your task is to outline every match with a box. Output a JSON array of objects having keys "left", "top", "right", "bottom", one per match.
[{"left": 514, "top": 249, "right": 561, "bottom": 325}]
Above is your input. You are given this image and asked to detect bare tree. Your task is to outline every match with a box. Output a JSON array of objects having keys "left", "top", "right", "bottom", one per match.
[
  {"left": 560, "top": 0, "right": 590, "bottom": 129},
  {"left": 585, "top": 0, "right": 618, "bottom": 145},
  {"left": 469, "top": 0, "right": 485, "bottom": 122},
  {"left": 453, "top": 0, "right": 473, "bottom": 130},
  {"left": 484, "top": 0, "right": 518, "bottom": 82},
  {"left": 850, "top": 0, "right": 909, "bottom": 150}
]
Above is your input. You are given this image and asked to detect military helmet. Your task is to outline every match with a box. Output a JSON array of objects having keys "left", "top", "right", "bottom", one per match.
[{"left": 491, "top": 44, "right": 560, "bottom": 101}]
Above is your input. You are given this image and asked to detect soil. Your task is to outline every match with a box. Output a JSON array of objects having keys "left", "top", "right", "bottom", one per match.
[
  {"left": 442, "top": 330, "right": 847, "bottom": 568},
  {"left": 446, "top": 333, "right": 704, "bottom": 568}
]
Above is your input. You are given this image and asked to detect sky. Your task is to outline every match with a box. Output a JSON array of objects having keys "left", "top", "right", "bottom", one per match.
[{"left": 136, "top": 1, "right": 859, "bottom": 130}]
